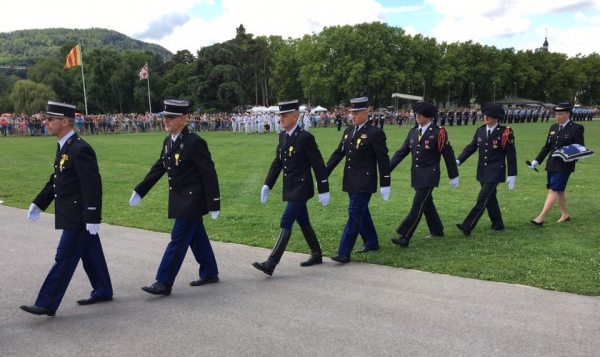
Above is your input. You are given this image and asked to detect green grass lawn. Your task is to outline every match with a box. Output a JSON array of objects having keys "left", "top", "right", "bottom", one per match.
[{"left": 1, "top": 121, "right": 599, "bottom": 295}]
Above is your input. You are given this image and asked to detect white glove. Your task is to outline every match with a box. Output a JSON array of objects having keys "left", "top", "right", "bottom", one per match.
[
  {"left": 450, "top": 177, "right": 459, "bottom": 189},
  {"left": 210, "top": 211, "right": 219, "bottom": 220},
  {"left": 86, "top": 223, "right": 100, "bottom": 235},
  {"left": 129, "top": 191, "right": 142, "bottom": 206},
  {"left": 529, "top": 160, "right": 538, "bottom": 170},
  {"left": 380, "top": 186, "right": 390, "bottom": 201},
  {"left": 506, "top": 176, "right": 516, "bottom": 190},
  {"left": 456, "top": 159, "right": 461, "bottom": 166},
  {"left": 28, "top": 203, "right": 41, "bottom": 222},
  {"left": 261, "top": 185, "right": 270, "bottom": 203},
  {"left": 318, "top": 192, "right": 330, "bottom": 207}
]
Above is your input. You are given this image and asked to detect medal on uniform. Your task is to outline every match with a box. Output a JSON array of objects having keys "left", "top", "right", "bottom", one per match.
[
  {"left": 424, "top": 140, "right": 430, "bottom": 149},
  {"left": 289, "top": 146, "right": 293, "bottom": 157},
  {"left": 59, "top": 154, "right": 68, "bottom": 172},
  {"left": 175, "top": 153, "right": 180, "bottom": 166},
  {"left": 356, "top": 139, "right": 361, "bottom": 149}
]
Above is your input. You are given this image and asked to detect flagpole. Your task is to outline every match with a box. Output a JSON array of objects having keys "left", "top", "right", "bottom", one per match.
[
  {"left": 80, "top": 48, "right": 88, "bottom": 115},
  {"left": 146, "top": 63, "right": 152, "bottom": 114}
]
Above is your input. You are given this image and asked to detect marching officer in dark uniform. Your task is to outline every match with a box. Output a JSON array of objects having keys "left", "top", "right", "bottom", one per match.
[
  {"left": 448, "top": 109, "right": 454, "bottom": 126},
  {"left": 253, "top": 100, "right": 330, "bottom": 276},
  {"left": 21, "top": 101, "right": 113, "bottom": 316},
  {"left": 529, "top": 102, "right": 585, "bottom": 225},
  {"left": 336, "top": 112, "right": 343, "bottom": 131},
  {"left": 389, "top": 102, "right": 459, "bottom": 248},
  {"left": 326, "top": 97, "right": 391, "bottom": 263},
  {"left": 455, "top": 104, "right": 517, "bottom": 236},
  {"left": 130, "top": 99, "right": 221, "bottom": 296}
]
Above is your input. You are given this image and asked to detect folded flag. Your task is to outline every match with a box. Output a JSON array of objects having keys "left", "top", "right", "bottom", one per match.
[{"left": 552, "top": 144, "right": 594, "bottom": 162}]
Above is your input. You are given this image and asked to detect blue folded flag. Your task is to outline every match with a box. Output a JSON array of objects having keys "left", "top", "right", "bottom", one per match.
[{"left": 552, "top": 144, "right": 594, "bottom": 162}]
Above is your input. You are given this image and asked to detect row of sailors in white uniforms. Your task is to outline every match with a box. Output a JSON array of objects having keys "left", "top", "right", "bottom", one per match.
[{"left": 231, "top": 112, "right": 313, "bottom": 134}]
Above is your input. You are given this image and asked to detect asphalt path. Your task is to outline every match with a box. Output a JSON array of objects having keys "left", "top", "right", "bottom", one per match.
[{"left": 1, "top": 205, "right": 598, "bottom": 356}]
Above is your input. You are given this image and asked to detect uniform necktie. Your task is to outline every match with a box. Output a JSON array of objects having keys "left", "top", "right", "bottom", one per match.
[
  {"left": 487, "top": 129, "right": 491, "bottom": 138},
  {"left": 353, "top": 126, "right": 358, "bottom": 138},
  {"left": 559, "top": 124, "right": 563, "bottom": 131},
  {"left": 418, "top": 128, "right": 422, "bottom": 141}
]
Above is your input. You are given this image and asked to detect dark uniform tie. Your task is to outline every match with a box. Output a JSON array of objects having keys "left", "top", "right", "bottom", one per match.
[
  {"left": 559, "top": 124, "right": 563, "bottom": 131},
  {"left": 487, "top": 129, "right": 491, "bottom": 138}
]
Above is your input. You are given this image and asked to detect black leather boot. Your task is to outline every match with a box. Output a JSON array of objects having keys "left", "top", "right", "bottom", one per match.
[
  {"left": 300, "top": 225, "right": 322, "bottom": 267},
  {"left": 252, "top": 228, "right": 291, "bottom": 276}
]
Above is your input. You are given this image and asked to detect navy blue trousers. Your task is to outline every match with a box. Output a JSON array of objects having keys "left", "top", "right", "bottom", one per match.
[
  {"left": 280, "top": 200, "right": 310, "bottom": 229},
  {"left": 156, "top": 217, "right": 218, "bottom": 287},
  {"left": 36, "top": 228, "right": 112, "bottom": 311},
  {"left": 396, "top": 187, "right": 444, "bottom": 240},
  {"left": 462, "top": 182, "right": 503, "bottom": 231},
  {"left": 338, "top": 193, "right": 378, "bottom": 257}
]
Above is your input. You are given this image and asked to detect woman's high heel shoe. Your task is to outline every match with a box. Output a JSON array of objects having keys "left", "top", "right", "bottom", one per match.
[
  {"left": 557, "top": 216, "right": 571, "bottom": 223},
  {"left": 529, "top": 219, "right": 544, "bottom": 227}
]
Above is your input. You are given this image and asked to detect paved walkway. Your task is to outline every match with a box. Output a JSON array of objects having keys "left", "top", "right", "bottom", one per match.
[{"left": 1, "top": 205, "right": 598, "bottom": 356}]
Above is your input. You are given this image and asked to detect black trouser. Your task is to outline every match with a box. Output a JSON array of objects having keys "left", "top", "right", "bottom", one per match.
[
  {"left": 396, "top": 187, "right": 443, "bottom": 240},
  {"left": 462, "top": 182, "right": 504, "bottom": 231}
]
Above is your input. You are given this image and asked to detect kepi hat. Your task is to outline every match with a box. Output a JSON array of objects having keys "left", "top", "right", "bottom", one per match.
[{"left": 47, "top": 101, "right": 76, "bottom": 118}]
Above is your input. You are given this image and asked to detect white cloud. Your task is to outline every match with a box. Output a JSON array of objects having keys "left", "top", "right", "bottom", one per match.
[
  {"left": 403, "top": 25, "right": 419, "bottom": 37},
  {"left": 425, "top": 0, "right": 600, "bottom": 55},
  {"left": 153, "top": 0, "right": 389, "bottom": 53}
]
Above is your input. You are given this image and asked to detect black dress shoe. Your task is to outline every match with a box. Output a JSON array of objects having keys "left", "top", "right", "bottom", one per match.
[
  {"left": 491, "top": 226, "right": 505, "bottom": 232},
  {"left": 20, "top": 305, "right": 56, "bottom": 316},
  {"left": 354, "top": 246, "right": 380, "bottom": 253},
  {"left": 456, "top": 223, "right": 471, "bottom": 236},
  {"left": 77, "top": 296, "right": 113, "bottom": 305},
  {"left": 252, "top": 261, "right": 275, "bottom": 276},
  {"left": 424, "top": 232, "right": 444, "bottom": 239},
  {"left": 529, "top": 219, "right": 544, "bottom": 227},
  {"left": 141, "top": 282, "right": 172, "bottom": 296},
  {"left": 330, "top": 255, "right": 351, "bottom": 263},
  {"left": 190, "top": 276, "right": 219, "bottom": 286},
  {"left": 557, "top": 216, "right": 570, "bottom": 223},
  {"left": 300, "top": 255, "right": 322, "bottom": 267},
  {"left": 390, "top": 236, "right": 410, "bottom": 248}
]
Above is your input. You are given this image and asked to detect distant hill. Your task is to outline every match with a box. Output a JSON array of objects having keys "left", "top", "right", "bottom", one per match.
[{"left": 0, "top": 28, "right": 173, "bottom": 66}]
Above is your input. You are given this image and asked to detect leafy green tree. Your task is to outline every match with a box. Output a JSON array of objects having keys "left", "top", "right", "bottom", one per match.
[{"left": 9, "top": 80, "right": 56, "bottom": 114}]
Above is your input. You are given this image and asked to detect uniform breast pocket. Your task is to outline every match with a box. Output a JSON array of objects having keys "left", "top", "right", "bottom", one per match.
[{"left": 65, "top": 202, "right": 83, "bottom": 224}]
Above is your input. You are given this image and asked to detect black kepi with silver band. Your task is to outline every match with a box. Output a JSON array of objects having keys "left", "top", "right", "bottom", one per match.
[
  {"left": 554, "top": 102, "right": 573, "bottom": 112},
  {"left": 278, "top": 99, "right": 299, "bottom": 114},
  {"left": 350, "top": 97, "right": 369, "bottom": 111},
  {"left": 163, "top": 99, "right": 189, "bottom": 116},
  {"left": 47, "top": 101, "right": 76, "bottom": 118}
]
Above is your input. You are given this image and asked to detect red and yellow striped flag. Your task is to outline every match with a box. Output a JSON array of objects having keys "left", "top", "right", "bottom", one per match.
[{"left": 64, "top": 44, "right": 82, "bottom": 69}]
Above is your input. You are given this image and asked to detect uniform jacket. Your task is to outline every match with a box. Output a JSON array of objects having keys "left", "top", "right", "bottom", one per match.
[
  {"left": 134, "top": 125, "right": 220, "bottom": 219},
  {"left": 33, "top": 133, "right": 102, "bottom": 229},
  {"left": 326, "top": 121, "right": 391, "bottom": 194},
  {"left": 535, "top": 121, "right": 585, "bottom": 173},
  {"left": 265, "top": 126, "right": 329, "bottom": 201},
  {"left": 390, "top": 124, "right": 458, "bottom": 188},
  {"left": 457, "top": 125, "right": 517, "bottom": 183}
]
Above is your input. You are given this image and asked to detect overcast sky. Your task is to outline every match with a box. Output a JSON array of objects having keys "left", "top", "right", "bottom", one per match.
[{"left": 3, "top": 0, "right": 600, "bottom": 57}]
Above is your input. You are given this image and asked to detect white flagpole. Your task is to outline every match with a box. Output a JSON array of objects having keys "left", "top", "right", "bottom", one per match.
[
  {"left": 80, "top": 47, "right": 88, "bottom": 115},
  {"left": 146, "top": 63, "right": 152, "bottom": 114}
]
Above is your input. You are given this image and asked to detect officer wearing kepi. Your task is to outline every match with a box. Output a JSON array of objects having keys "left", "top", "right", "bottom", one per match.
[
  {"left": 455, "top": 104, "right": 517, "bottom": 236},
  {"left": 253, "top": 100, "right": 330, "bottom": 276},
  {"left": 326, "top": 97, "right": 391, "bottom": 263},
  {"left": 389, "top": 102, "right": 459, "bottom": 248},
  {"left": 130, "top": 99, "right": 221, "bottom": 296},
  {"left": 21, "top": 101, "right": 113, "bottom": 317}
]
